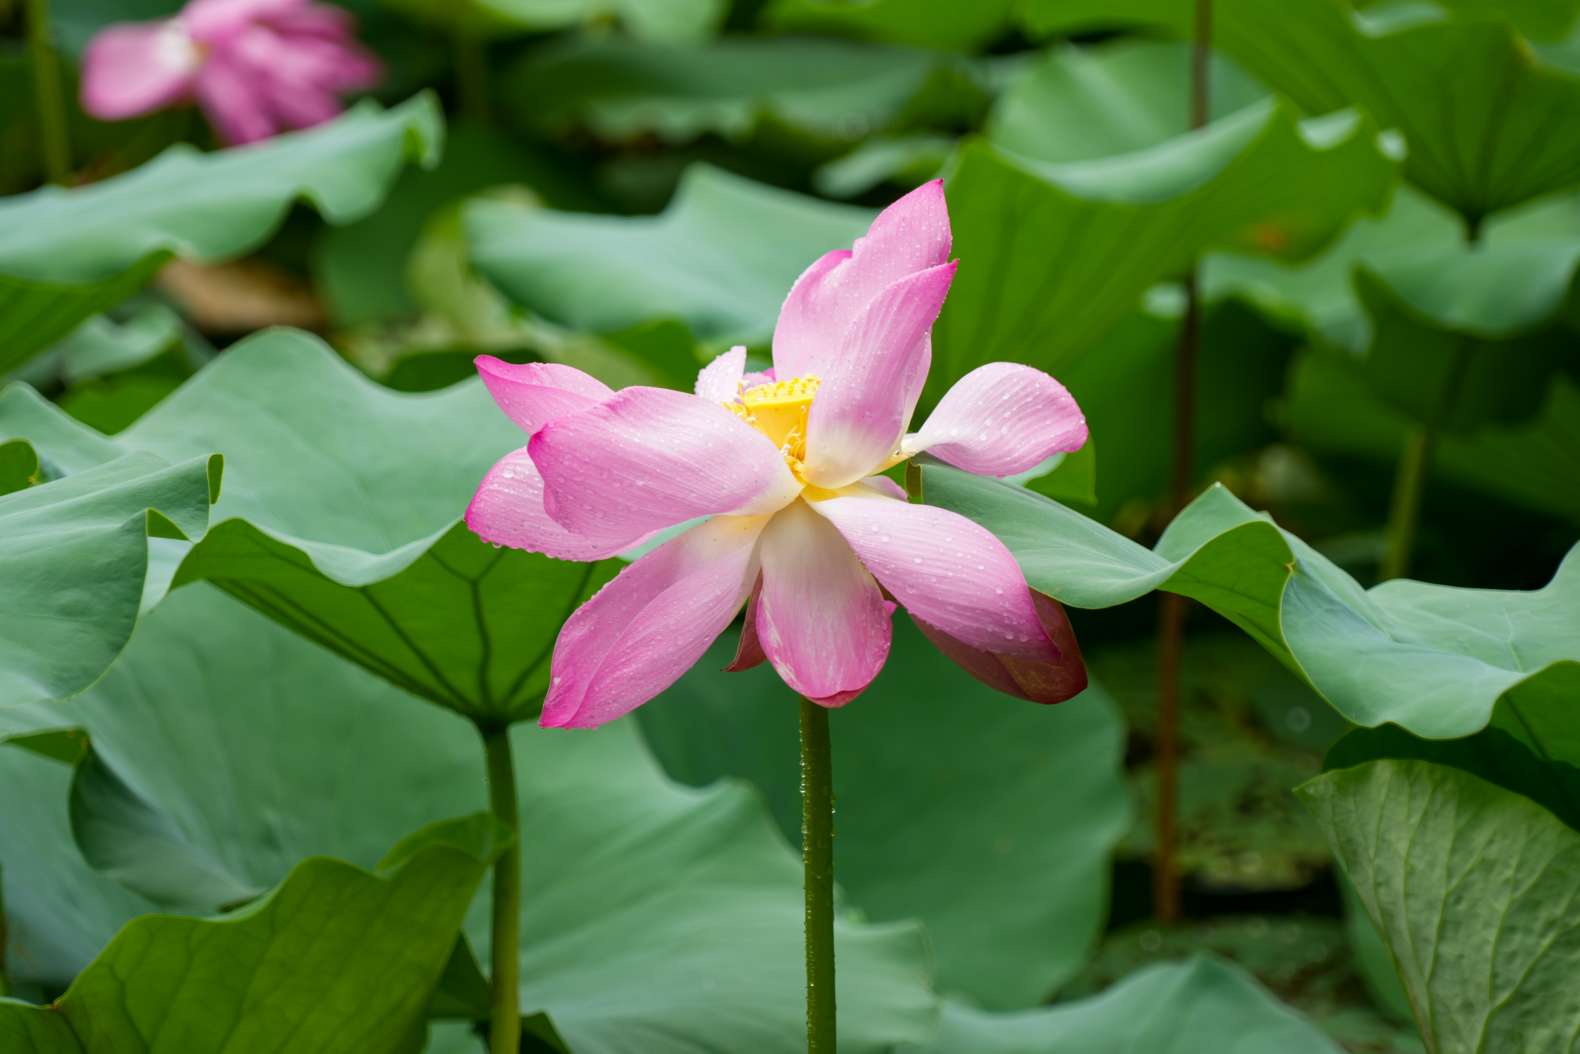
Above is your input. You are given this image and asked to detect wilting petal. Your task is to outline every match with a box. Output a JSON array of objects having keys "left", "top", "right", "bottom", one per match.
[
  {"left": 195, "top": 59, "right": 278, "bottom": 144},
  {"left": 803, "top": 262, "right": 956, "bottom": 489},
  {"left": 530, "top": 386, "right": 801, "bottom": 543},
  {"left": 476, "top": 356, "right": 613, "bottom": 436},
  {"left": 466, "top": 448, "right": 640, "bottom": 561},
  {"left": 725, "top": 576, "right": 767, "bottom": 672},
  {"left": 80, "top": 22, "right": 201, "bottom": 120},
  {"left": 695, "top": 345, "right": 746, "bottom": 404},
  {"left": 541, "top": 516, "right": 766, "bottom": 728},
  {"left": 773, "top": 180, "right": 952, "bottom": 379},
  {"left": 810, "top": 490, "right": 1055, "bottom": 661},
  {"left": 903, "top": 363, "right": 1087, "bottom": 477},
  {"left": 912, "top": 593, "right": 1087, "bottom": 705},
  {"left": 756, "top": 500, "right": 892, "bottom": 705}
]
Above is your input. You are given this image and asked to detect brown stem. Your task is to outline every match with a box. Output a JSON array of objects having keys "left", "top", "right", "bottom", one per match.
[{"left": 1155, "top": 0, "right": 1212, "bottom": 928}]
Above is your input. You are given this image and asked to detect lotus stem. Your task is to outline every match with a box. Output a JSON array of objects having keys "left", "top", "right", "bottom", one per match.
[
  {"left": 26, "top": 0, "right": 71, "bottom": 183},
  {"left": 1154, "top": 0, "right": 1213, "bottom": 929},
  {"left": 482, "top": 724, "right": 521, "bottom": 1054},
  {"left": 1379, "top": 218, "right": 1480, "bottom": 581},
  {"left": 799, "top": 697, "right": 836, "bottom": 1052}
]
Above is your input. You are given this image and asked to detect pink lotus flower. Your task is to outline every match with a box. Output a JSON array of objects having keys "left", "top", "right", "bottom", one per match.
[
  {"left": 468, "top": 181, "right": 1090, "bottom": 728},
  {"left": 80, "top": 0, "right": 382, "bottom": 145}
]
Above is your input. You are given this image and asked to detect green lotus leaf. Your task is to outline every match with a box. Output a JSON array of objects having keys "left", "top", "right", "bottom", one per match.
[
  {"left": 470, "top": 103, "right": 1393, "bottom": 401},
  {"left": 639, "top": 617, "right": 1129, "bottom": 1009},
  {"left": 902, "top": 956, "right": 1341, "bottom": 1053},
  {"left": 760, "top": 0, "right": 1017, "bottom": 52},
  {"left": 1299, "top": 757, "right": 1580, "bottom": 1054},
  {"left": 380, "top": 0, "right": 726, "bottom": 42},
  {"left": 1283, "top": 351, "right": 1580, "bottom": 526},
  {"left": 504, "top": 35, "right": 989, "bottom": 146},
  {"left": 0, "top": 810, "right": 503, "bottom": 1054},
  {"left": 1208, "top": 186, "right": 1580, "bottom": 432},
  {"left": 0, "top": 94, "right": 443, "bottom": 374},
  {"left": 812, "top": 133, "right": 954, "bottom": 198},
  {"left": 930, "top": 98, "right": 1396, "bottom": 404},
  {"left": 0, "top": 588, "right": 935, "bottom": 1052},
  {"left": 0, "top": 329, "right": 617, "bottom": 723},
  {"left": 986, "top": 39, "right": 1266, "bottom": 163},
  {"left": 0, "top": 448, "right": 217, "bottom": 708},
  {"left": 1022, "top": 0, "right": 1580, "bottom": 219},
  {"left": 467, "top": 164, "right": 871, "bottom": 347},
  {"left": 924, "top": 464, "right": 1580, "bottom": 741}
]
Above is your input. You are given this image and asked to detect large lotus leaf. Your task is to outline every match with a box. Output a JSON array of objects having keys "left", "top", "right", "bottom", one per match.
[
  {"left": 0, "top": 737, "right": 152, "bottom": 991},
  {"left": 0, "top": 95, "right": 442, "bottom": 373},
  {"left": 467, "top": 164, "right": 871, "bottom": 346},
  {"left": 0, "top": 811, "right": 502, "bottom": 1054},
  {"left": 1283, "top": 350, "right": 1580, "bottom": 526},
  {"left": 901, "top": 956, "right": 1342, "bottom": 1053},
  {"left": 380, "top": 0, "right": 726, "bottom": 41},
  {"left": 987, "top": 39, "right": 1266, "bottom": 163},
  {"left": 313, "top": 122, "right": 600, "bottom": 328},
  {"left": 0, "top": 446, "right": 217, "bottom": 708},
  {"left": 0, "top": 588, "right": 935, "bottom": 1052},
  {"left": 1022, "top": 0, "right": 1580, "bottom": 219},
  {"left": 639, "top": 618, "right": 1129, "bottom": 1010},
  {"left": 507, "top": 35, "right": 988, "bottom": 146},
  {"left": 1052, "top": 298, "right": 1294, "bottom": 520},
  {"left": 469, "top": 104, "right": 1392, "bottom": 392},
  {"left": 1299, "top": 758, "right": 1580, "bottom": 1054},
  {"left": 760, "top": 0, "right": 1017, "bottom": 51},
  {"left": 0, "top": 329, "right": 617, "bottom": 723},
  {"left": 927, "top": 99, "right": 1396, "bottom": 405},
  {"left": 923, "top": 464, "right": 1580, "bottom": 741},
  {"left": 1208, "top": 186, "right": 1580, "bottom": 431}
]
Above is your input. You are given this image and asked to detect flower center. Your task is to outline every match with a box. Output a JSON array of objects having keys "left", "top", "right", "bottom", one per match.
[{"left": 726, "top": 375, "right": 820, "bottom": 480}]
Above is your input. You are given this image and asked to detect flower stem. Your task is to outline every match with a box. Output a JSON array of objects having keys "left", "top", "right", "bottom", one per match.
[
  {"left": 799, "top": 697, "right": 836, "bottom": 1053},
  {"left": 26, "top": 0, "right": 71, "bottom": 184},
  {"left": 903, "top": 460, "right": 923, "bottom": 503},
  {"left": 482, "top": 724, "right": 521, "bottom": 1054},
  {"left": 1378, "top": 217, "right": 1480, "bottom": 581},
  {"left": 1154, "top": 0, "right": 1212, "bottom": 929}
]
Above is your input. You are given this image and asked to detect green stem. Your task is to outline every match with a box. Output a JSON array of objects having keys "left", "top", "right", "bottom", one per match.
[
  {"left": 1379, "top": 428, "right": 1432, "bottom": 581},
  {"left": 903, "top": 460, "right": 923, "bottom": 503},
  {"left": 482, "top": 725, "right": 521, "bottom": 1054},
  {"left": 26, "top": 0, "right": 71, "bottom": 183},
  {"left": 1379, "top": 219, "right": 1481, "bottom": 581},
  {"left": 453, "top": 30, "right": 491, "bottom": 122},
  {"left": 799, "top": 697, "right": 836, "bottom": 1053}
]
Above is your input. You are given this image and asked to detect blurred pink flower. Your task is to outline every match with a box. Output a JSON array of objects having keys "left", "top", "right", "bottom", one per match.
[
  {"left": 467, "top": 180, "right": 1091, "bottom": 728},
  {"left": 80, "top": 0, "right": 382, "bottom": 145}
]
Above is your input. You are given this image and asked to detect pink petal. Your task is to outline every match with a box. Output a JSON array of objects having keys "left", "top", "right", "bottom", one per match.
[
  {"left": 262, "top": 72, "right": 342, "bottom": 131},
  {"left": 861, "top": 475, "right": 909, "bottom": 501},
  {"left": 772, "top": 179, "right": 951, "bottom": 379},
  {"left": 809, "top": 489, "right": 1056, "bottom": 661},
  {"left": 695, "top": 345, "right": 746, "bottom": 404},
  {"left": 195, "top": 59, "right": 278, "bottom": 145},
  {"left": 186, "top": 0, "right": 305, "bottom": 43},
  {"left": 540, "top": 515, "right": 766, "bottom": 728},
  {"left": 903, "top": 363, "right": 1088, "bottom": 477},
  {"left": 466, "top": 448, "right": 640, "bottom": 561},
  {"left": 756, "top": 500, "right": 892, "bottom": 706},
  {"left": 911, "top": 593, "right": 1087, "bottom": 705},
  {"left": 725, "top": 576, "right": 768, "bottom": 673},
  {"left": 529, "top": 386, "right": 801, "bottom": 542},
  {"left": 476, "top": 356, "right": 613, "bottom": 435},
  {"left": 79, "top": 22, "right": 201, "bottom": 120},
  {"left": 802, "top": 261, "right": 956, "bottom": 489}
]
